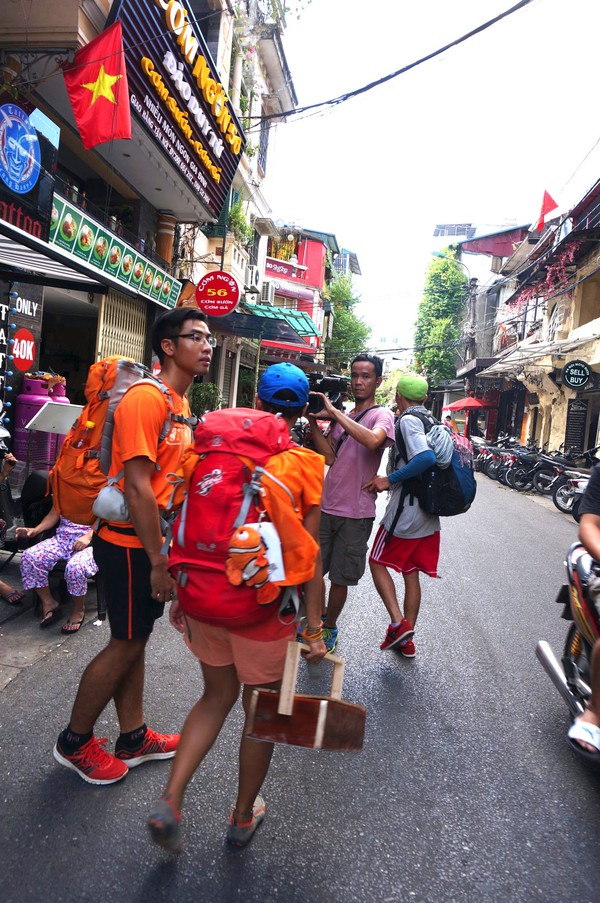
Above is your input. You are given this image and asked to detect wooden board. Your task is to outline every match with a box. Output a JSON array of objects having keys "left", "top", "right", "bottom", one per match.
[
  {"left": 245, "top": 688, "right": 366, "bottom": 750},
  {"left": 244, "top": 641, "right": 365, "bottom": 750}
]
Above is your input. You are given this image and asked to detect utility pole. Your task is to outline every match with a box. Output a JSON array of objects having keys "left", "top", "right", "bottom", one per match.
[{"left": 464, "top": 277, "right": 479, "bottom": 364}]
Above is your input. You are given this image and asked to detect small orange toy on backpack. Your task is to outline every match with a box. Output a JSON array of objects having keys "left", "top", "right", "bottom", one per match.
[{"left": 225, "top": 525, "right": 280, "bottom": 605}]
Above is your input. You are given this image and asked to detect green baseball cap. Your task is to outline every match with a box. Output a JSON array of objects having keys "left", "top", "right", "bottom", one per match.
[{"left": 396, "top": 371, "right": 428, "bottom": 402}]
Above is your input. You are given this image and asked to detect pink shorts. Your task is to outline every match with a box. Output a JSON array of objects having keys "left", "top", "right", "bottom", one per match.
[
  {"left": 369, "top": 527, "right": 440, "bottom": 577},
  {"left": 182, "top": 615, "right": 296, "bottom": 686}
]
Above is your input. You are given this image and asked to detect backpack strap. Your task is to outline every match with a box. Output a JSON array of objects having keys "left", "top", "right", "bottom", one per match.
[
  {"left": 387, "top": 409, "right": 434, "bottom": 538},
  {"left": 394, "top": 408, "right": 434, "bottom": 461},
  {"left": 234, "top": 464, "right": 265, "bottom": 528},
  {"left": 334, "top": 405, "right": 381, "bottom": 455}
]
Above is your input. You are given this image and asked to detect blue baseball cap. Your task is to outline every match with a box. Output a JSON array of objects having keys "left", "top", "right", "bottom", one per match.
[{"left": 258, "top": 362, "right": 309, "bottom": 407}]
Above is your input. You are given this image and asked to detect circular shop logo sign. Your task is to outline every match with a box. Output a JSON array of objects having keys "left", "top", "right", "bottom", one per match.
[
  {"left": 562, "top": 359, "right": 592, "bottom": 389},
  {"left": 195, "top": 271, "right": 240, "bottom": 316},
  {"left": 0, "top": 104, "right": 41, "bottom": 195},
  {"left": 12, "top": 328, "right": 36, "bottom": 372}
]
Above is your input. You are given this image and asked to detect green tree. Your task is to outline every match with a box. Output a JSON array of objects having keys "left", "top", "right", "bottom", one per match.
[
  {"left": 413, "top": 252, "right": 467, "bottom": 385},
  {"left": 376, "top": 367, "right": 404, "bottom": 406},
  {"left": 324, "top": 273, "right": 371, "bottom": 372}
]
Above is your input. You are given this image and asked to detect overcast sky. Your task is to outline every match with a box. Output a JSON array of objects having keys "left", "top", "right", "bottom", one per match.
[{"left": 261, "top": 0, "right": 600, "bottom": 352}]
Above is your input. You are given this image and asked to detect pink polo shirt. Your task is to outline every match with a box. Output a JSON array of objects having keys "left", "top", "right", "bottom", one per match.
[{"left": 321, "top": 406, "right": 395, "bottom": 519}]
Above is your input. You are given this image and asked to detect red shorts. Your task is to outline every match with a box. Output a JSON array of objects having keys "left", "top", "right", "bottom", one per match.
[
  {"left": 369, "top": 526, "right": 440, "bottom": 577},
  {"left": 182, "top": 616, "right": 295, "bottom": 685}
]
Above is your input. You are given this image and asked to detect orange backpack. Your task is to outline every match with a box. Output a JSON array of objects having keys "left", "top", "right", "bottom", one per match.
[{"left": 51, "top": 357, "right": 188, "bottom": 526}]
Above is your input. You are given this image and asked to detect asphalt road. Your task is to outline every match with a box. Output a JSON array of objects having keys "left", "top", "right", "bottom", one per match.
[{"left": 0, "top": 476, "right": 599, "bottom": 903}]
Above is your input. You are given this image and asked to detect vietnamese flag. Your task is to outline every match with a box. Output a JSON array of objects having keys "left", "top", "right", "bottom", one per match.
[
  {"left": 533, "top": 190, "right": 559, "bottom": 233},
  {"left": 63, "top": 21, "right": 131, "bottom": 150}
]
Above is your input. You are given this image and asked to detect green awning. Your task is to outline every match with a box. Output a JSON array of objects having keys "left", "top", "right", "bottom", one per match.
[{"left": 248, "top": 303, "right": 320, "bottom": 337}]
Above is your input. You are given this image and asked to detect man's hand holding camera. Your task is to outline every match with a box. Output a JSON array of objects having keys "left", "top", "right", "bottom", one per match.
[{"left": 307, "top": 391, "right": 338, "bottom": 421}]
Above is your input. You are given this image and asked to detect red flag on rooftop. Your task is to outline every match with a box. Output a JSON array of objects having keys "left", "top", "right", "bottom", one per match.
[
  {"left": 533, "top": 190, "right": 559, "bottom": 233},
  {"left": 63, "top": 21, "right": 131, "bottom": 150}
]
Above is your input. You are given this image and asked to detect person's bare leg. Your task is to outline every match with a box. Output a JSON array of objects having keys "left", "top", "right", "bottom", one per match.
[
  {"left": 369, "top": 561, "right": 403, "bottom": 622},
  {"left": 402, "top": 571, "right": 422, "bottom": 629},
  {"left": 113, "top": 646, "right": 147, "bottom": 733},
  {"left": 65, "top": 593, "right": 86, "bottom": 624},
  {"left": 323, "top": 582, "right": 348, "bottom": 628},
  {"left": 35, "top": 585, "right": 60, "bottom": 617},
  {"left": 68, "top": 636, "right": 148, "bottom": 734},
  {"left": 233, "top": 680, "right": 281, "bottom": 819},
  {"left": 161, "top": 662, "right": 240, "bottom": 812},
  {"left": 572, "top": 638, "right": 600, "bottom": 752}
]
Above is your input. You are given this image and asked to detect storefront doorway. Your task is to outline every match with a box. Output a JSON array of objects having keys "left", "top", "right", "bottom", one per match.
[{"left": 39, "top": 287, "right": 99, "bottom": 405}]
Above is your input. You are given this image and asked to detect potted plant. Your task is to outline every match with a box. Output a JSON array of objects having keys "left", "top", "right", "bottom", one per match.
[
  {"left": 187, "top": 381, "right": 222, "bottom": 416},
  {"left": 228, "top": 195, "right": 254, "bottom": 247}
]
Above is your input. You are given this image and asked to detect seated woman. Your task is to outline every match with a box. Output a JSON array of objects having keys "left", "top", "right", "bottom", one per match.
[{"left": 16, "top": 506, "right": 98, "bottom": 633}]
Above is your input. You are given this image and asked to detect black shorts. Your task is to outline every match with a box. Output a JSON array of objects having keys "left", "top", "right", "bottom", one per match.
[{"left": 92, "top": 533, "right": 164, "bottom": 640}]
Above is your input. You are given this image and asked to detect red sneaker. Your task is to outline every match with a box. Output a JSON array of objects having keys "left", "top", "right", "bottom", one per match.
[
  {"left": 380, "top": 618, "right": 414, "bottom": 651},
  {"left": 54, "top": 735, "right": 128, "bottom": 785},
  {"left": 115, "top": 728, "right": 180, "bottom": 767},
  {"left": 398, "top": 638, "right": 416, "bottom": 658}
]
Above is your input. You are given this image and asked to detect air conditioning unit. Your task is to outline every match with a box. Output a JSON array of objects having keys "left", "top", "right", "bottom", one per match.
[
  {"left": 261, "top": 279, "right": 275, "bottom": 305},
  {"left": 245, "top": 264, "right": 261, "bottom": 292}
]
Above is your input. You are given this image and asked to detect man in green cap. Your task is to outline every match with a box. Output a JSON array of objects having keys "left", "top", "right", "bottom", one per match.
[{"left": 364, "top": 371, "right": 440, "bottom": 658}]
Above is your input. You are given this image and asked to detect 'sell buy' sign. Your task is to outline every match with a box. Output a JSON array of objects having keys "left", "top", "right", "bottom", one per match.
[{"left": 562, "top": 359, "right": 592, "bottom": 389}]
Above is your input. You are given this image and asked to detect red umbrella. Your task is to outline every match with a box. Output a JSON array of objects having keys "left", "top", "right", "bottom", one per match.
[{"left": 445, "top": 396, "right": 496, "bottom": 411}]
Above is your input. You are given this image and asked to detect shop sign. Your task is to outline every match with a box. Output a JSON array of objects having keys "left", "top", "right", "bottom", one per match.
[
  {"left": 0, "top": 92, "right": 58, "bottom": 242},
  {"left": 11, "top": 327, "right": 36, "bottom": 371},
  {"left": 561, "top": 359, "right": 592, "bottom": 390},
  {"left": 107, "top": 0, "right": 246, "bottom": 220},
  {"left": 266, "top": 259, "right": 297, "bottom": 279},
  {"left": 195, "top": 271, "right": 240, "bottom": 316},
  {"left": 565, "top": 397, "right": 588, "bottom": 453},
  {"left": 0, "top": 281, "right": 43, "bottom": 419},
  {"left": 49, "top": 197, "right": 180, "bottom": 308}
]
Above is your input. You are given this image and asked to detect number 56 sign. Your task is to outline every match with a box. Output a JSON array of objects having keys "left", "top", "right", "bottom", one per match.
[{"left": 195, "top": 271, "right": 240, "bottom": 316}]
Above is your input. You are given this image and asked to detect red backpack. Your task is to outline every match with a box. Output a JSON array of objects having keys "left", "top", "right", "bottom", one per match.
[{"left": 169, "top": 408, "right": 314, "bottom": 628}]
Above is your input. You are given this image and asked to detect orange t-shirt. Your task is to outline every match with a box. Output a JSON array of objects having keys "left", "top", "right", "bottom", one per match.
[{"left": 98, "top": 381, "right": 193, "bottom": 548}]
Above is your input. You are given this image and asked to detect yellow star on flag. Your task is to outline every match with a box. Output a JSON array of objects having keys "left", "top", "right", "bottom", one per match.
[{"left": 82, "top": 64, "right": 122, "bottom": 106}]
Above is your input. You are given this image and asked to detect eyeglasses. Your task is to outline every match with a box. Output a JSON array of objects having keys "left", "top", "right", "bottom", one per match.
[{"left": 174, "top": 332, "right": 217, "bottom": 347}]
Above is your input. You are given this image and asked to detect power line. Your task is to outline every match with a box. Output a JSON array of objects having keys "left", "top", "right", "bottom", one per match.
[{"left": 247, "top": 0, "right": 536, "bottom": 128}]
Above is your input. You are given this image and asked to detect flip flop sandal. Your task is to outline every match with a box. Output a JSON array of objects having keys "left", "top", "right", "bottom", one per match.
[
  {"left": 2, "top": 590, "right": 25, "bottom": 605},
  {"left": 567, "top": 720, "right": 600, "bottom": 770},
  {"left": 61, "top": 616, "right": 85, "bottom": 635},
  {"left": 40, "top": 607, "right": 60, "bottom": 629}
]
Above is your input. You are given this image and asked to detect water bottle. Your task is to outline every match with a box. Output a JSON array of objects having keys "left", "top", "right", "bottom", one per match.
[{"left": 72, "top": 420, "right": 95, "bottom": 449}]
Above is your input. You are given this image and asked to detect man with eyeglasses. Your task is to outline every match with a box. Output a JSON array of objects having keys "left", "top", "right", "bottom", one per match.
[
  {"left": 54, "top": 308, "right": 213, "bottom": 786},
  {"left": 307, "top": 353, "right": 395, "bottom": 652}
]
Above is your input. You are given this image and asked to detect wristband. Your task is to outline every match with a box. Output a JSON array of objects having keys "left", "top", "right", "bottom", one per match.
[{"left": 301, "top": 626, "right": 323, "bottom": 642}]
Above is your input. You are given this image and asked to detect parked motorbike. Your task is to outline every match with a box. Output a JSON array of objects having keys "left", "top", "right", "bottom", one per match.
[
  {"left": 552, "top": 470, "right": 590, "bottom": 515},
  {"left": 536, "top": 543, "right": 600, "bottom": 768},
  {"left": 571, "top": 477, "right": 590, "bottom": 523}
]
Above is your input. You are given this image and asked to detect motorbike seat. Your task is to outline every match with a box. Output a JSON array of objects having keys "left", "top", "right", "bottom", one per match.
[{"left": 514, "top": 453, "right": 537, "bottom": 465}]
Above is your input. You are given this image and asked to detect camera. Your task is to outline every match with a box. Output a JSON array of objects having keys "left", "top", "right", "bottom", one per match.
[{"left": 307, "top": 374, "right": 348, "bottom": 414}]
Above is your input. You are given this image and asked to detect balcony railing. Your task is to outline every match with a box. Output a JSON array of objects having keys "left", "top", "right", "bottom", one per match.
[{"left": 53, "top": 176, "right": 172, "bottom": 273}]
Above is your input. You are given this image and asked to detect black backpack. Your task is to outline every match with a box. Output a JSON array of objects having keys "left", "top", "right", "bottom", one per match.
[{"left": 388, "top": 410, "right": 476, "bottom": 528}]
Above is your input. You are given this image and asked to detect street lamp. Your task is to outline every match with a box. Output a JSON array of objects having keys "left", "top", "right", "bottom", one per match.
[{"left": 431, "top": 250, "right": 472, "bottom": 280}]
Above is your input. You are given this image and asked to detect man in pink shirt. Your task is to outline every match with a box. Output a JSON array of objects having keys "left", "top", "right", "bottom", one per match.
[{"left": 307, "top": 354, "right": 395, "bottom": 651}]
